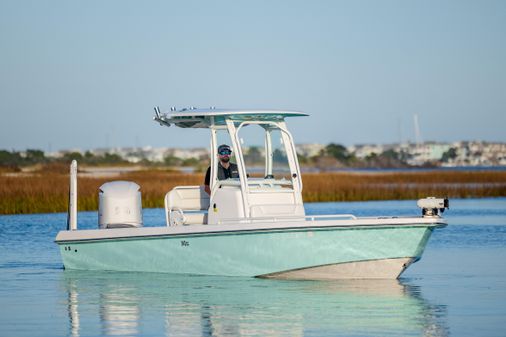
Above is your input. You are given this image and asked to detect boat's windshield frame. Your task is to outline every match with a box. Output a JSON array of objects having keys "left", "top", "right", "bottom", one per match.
[
  {"left": 234, "top": 121, "right": 300, "bottom": 191},
  {"left": 208, "top": 117, "right": 303, "bottom": 216}
]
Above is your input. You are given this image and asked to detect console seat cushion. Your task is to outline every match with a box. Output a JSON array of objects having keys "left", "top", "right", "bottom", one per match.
[{"left": 183, "top": 212, "right": 208, "bottom": 225}]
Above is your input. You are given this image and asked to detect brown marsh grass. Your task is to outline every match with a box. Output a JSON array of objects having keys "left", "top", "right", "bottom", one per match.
[
  {"left": 302, "top": 171, "right": 506, "bottom": 202},
  {"left": 1, "top": 170, "right": 505, "bottom": 214}
]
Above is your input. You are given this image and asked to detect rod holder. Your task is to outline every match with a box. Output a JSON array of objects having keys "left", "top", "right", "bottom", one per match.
[{"left": 68, "top": 160, "right": 78, "bottom": 230}]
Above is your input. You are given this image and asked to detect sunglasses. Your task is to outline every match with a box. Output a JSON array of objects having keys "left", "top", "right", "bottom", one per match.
[{"left": 218, "top": 150, "right": 232, "bottom": 155}]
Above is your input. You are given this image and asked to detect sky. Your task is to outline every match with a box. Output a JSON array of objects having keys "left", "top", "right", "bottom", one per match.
[{"left": 1, "top": 0, "right": 505, "bottom": 151}]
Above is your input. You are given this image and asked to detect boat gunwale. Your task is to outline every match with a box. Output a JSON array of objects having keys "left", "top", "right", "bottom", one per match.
[{"left": 55, "top": 216, "right": 447, "bottom": 244}]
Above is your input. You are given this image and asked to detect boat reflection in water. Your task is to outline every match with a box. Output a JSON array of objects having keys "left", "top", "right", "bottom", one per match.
[{"left": 63, "top": 271, "right": 448, "bottom": 337}]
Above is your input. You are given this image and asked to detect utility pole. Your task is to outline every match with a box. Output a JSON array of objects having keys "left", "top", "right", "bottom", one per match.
[
  {"left": 413, "top": 113, "right": 424, "bottom": 163},
  {"left": 413, "top": 113, "right": 423, "bottom": 147}
]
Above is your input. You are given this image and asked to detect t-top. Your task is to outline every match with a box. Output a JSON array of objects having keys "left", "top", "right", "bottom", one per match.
[{"left": 204, "top": 162, "right": 239, "bottom": 185}]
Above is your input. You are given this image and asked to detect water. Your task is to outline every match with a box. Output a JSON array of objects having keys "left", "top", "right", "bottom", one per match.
[{"left": 1, "top": 198, "right": 505, "bottom": 337}]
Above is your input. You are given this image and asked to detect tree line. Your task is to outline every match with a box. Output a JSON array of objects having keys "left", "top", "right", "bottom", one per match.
[
  {"left": 1, "top": 144, "right": 459, "bottom": 170},
  {"left": 0, "top": 150, "right": 125, "bottom": 169}
]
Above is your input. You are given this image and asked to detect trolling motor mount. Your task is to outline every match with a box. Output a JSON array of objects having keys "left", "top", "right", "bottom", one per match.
[{"left": 417, "top": 197, "right": 449, "bottom": 217}]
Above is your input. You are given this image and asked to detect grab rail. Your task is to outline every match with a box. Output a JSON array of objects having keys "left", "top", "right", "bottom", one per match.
[
  {"left": 216, "top": 213, "right": 357, "bottom": 225},
  {"left": 307, "top": 214, "right": 357, "bottom": 221}
]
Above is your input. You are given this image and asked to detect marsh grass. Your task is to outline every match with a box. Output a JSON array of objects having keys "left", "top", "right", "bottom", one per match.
[
  {"left": 302, "top": 171, "right": 506, "bottom": 202},
  {"left": 1, "top": 170, "right": 505, "bottom": 214}
]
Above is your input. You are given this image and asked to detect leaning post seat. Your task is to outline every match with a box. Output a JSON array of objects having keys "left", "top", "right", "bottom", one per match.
[{"left": 164, "top": 186, "right": 210, "bottom": 226}]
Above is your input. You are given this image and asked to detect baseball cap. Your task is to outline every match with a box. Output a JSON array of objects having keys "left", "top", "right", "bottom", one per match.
[{"left": 218, "top": 144, "right": 232, "bottom": 155}]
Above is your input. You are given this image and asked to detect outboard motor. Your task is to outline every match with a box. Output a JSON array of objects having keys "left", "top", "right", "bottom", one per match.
[{"left": 98, "top": 181, "right": 143, "bottom": 229}]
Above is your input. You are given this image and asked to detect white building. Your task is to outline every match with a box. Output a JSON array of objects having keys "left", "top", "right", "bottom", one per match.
[{"left": 295, "top": 143, "right": 325, "bottom": 158}]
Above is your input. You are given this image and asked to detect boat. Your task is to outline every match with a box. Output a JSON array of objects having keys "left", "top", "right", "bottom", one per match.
[{"left": 55, "top": 108, "right": 449, "bottom": 280}]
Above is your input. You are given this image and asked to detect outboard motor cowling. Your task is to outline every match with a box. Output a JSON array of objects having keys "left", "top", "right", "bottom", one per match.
[{"left": 98, "top": 181, "right": 143, "bottom": 229}]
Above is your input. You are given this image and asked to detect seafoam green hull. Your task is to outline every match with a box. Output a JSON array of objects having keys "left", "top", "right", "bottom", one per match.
[{"left": 57, "top": 225, "right": 433, "bottom": 277}]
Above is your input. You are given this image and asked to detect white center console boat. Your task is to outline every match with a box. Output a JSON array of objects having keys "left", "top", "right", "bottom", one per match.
[{"left": 55, "top": 108, "right": 448, "bottom": 279}]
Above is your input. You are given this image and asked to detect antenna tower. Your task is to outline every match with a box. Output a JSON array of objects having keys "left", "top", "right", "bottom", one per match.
[{"left": 413, "top": 113, "right": 423, "bottom": 147}]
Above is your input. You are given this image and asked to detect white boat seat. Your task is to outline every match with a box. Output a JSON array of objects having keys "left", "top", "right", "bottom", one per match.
[
  {"left": 164, "top": 186, "right": 210, "bottom": 226},
  {"left": 181, "top": 212, "right": 208, "bottom": 225}
]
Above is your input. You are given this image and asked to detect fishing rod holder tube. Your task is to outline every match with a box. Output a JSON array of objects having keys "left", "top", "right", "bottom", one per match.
[{"left": 67, "top": 160, "right": 78, "bottom": 230}]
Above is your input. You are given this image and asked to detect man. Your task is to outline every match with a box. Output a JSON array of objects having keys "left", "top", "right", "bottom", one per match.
[{"left": 204, "top": 144, "right": 239, "bottom": 195}]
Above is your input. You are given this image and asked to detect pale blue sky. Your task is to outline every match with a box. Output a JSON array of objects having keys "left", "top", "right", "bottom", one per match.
[{"left": 1, "top": 0, "right": 505, "bottom": 151}]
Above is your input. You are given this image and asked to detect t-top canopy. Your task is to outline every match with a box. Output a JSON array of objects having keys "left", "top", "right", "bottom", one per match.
[{"left": 153, "top": 108, "right": 308, "bottom": 128}]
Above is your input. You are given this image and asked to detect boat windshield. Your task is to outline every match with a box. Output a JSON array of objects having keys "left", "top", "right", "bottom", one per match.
[{"left": 238, "top": 123, "right": 294, "bottom": 189}]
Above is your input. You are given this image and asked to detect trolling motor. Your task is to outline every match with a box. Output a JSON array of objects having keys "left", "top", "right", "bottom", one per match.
[{"left": 417, "top": 197, "right": 449, "bottom": 217}]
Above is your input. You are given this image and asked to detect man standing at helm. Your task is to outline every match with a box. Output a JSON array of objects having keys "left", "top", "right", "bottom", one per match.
[{"left": 204, "top": 144, "right": 239, "bottom": 195}]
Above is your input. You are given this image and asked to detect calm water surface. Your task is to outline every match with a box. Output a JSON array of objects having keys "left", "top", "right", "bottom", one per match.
[{"left": 1, "top": 198, "right": 505, "bottom": 337}]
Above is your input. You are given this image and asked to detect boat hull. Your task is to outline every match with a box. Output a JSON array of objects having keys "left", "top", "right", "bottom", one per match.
[
  {"left": 260, "top": 257, "right": 415, "bottom": 280},
  {"left": 56, "top": 222, "right": 437, "bottom": 279}
]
